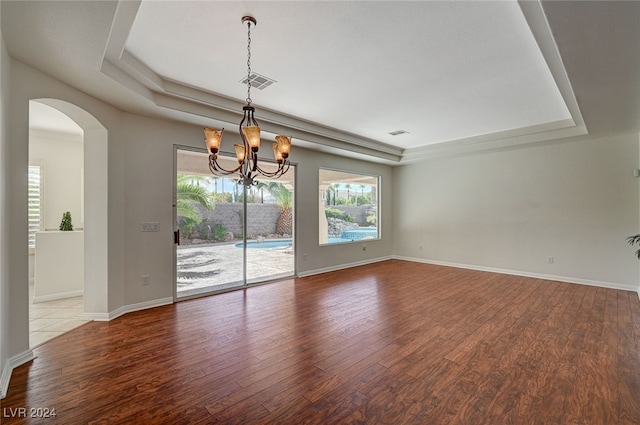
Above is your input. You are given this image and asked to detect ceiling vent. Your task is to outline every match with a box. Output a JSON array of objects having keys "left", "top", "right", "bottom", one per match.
[
  {"left": 389, "top": 130, "right": 409, "bottom": 136},
  {"left": 240, "top": 73, "right": 276, "bottom": 90}
]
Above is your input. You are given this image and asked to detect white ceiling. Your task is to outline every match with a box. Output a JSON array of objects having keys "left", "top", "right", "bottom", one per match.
[
  {"left": 126, "top": 0, "right": 570, "bottom": 149},
  {"left": 3, "top": 1, "right": 640, "bottom": 164}
]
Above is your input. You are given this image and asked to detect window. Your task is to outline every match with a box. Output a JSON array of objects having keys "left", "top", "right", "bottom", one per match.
[
  {"left": 28, "top": 165, "right": 42, "bottom": 248},
  {"left": 319, "top": 168, "right": 379, "bottom": 245}
]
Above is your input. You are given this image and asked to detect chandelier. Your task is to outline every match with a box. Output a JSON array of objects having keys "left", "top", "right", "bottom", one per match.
[{"left": 204, "top": 16, "right": 292, "bottom": 186}]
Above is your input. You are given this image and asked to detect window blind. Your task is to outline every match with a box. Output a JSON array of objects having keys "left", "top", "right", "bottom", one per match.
[{"left": 28, "top": 165, "right": 41, "bottom": 248}]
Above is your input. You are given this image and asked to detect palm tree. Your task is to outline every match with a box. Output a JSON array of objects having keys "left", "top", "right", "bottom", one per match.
[
  {"left": 219, "top": 177, "right": 226, "bottom": 202},
  {"left": 254, "top": 181, "right": 268, "bottom": 203},
  {"left": 328, "top": 183, "right": 339, "bottom": 205},
  {"left": 177, "top": 174, "right": 214, "bottom": 239},
  {"left": 264, "top": 182, "right": 293, "bottom": 235},
  {"left": 325, "top": 184, "right": 335, "bottom": 206},
  {"left": 345, "top": 184, "right": 352, "bottom": 204},
  {"left": 211, "top": 177, "right": 218, "bottom": 194}
]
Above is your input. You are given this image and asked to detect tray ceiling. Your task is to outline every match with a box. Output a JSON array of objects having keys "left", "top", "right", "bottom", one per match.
[{"left": 5, "top": 1, "right": 639, "bottom": 163}]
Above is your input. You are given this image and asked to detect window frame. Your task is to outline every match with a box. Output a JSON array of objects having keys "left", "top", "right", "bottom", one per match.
[{"left": 319, "top": 167, "right": 380, "bottom": 246}]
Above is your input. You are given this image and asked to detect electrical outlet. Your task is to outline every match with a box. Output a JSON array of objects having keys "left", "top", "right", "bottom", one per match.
[
  {"left": 547, "top": 256, "right": 554, "bottom": 264},
  {"left": 419, "top": 244, "right": 423, "bottom": 251},
  {"left": 362, "top": 244, "right": 367, "bottom": 251},
  {"left": 143, "top": 275, "right": 150, "bottom": 285},
  {"left": 303, "top": 254, "right": 307, "bottom": 261}
]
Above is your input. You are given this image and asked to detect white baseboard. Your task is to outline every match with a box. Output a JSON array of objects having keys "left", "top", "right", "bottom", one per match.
[
  {"left": 80, "top": 311, "right": 110, "bottom": 321},
  {"left": 297, "top": 256, "right": 392, "bottom": 278},
  {"left": 394, "top": 255, "right": 639, "bottom": 292},
  {"left": 1, "top": 350, "right": 36, "bottom": 399},
  {"left": 82, "top": 297, "right": 174, "bottom": 322},
  {"left": 32, "top": 290, "right": 84, "bottom": 304}
]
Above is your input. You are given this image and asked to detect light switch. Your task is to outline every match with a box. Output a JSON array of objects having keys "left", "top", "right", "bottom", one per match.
[{"left": 141, "top": 222, "right": 160, "bottom": 232}]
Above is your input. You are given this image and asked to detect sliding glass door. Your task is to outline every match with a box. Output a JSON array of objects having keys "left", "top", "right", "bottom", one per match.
[{"left": 174, "top": 147, "right": 295, "bottom": 299}]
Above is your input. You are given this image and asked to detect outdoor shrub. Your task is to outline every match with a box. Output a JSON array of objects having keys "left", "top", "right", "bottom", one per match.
[
  {"left": 213, "top": 223, "right": 228, "bottom": 240},
  {"left": 325, "top": 207, "right": 355, "bottom": 223}
]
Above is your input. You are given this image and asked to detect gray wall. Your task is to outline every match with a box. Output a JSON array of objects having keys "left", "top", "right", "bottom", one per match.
[
  {"left": 392, "top": 134, "right": 640, "bottom": 289},
  {"left": 0, "top": 5, "right": 9, "bottom": 394}
]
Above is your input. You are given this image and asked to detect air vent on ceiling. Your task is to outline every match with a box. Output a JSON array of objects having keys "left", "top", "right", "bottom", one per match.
[
  {"left": 240, "top": 73, "right": 276, "bottom": 90},
  {"left": 389, "top": 130, "right": 409, "bottom": 136}
]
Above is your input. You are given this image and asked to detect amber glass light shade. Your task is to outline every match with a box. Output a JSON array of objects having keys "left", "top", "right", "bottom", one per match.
[
  {"left": 272, "top": 143, "right": 283, "bottom": 163},
  {"left": 242, "top": 126, "right": 261, "bottom": 151},
  {"left": 234, "top": 144, "right": 246, "bottom": 164},
  {"left": 275, "top": 135, "right": 291, "bottom": 158},
  {"left": 204, "top": 127, "right": 224, "bottom": 154}
]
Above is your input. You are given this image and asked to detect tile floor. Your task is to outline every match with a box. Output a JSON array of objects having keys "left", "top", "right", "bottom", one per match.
[{"left": 29, "top": 284, "right": 90, "bottom": 348}]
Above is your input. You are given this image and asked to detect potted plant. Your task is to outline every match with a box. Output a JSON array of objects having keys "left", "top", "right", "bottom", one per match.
[
  {"left": 59, "top": 211, "right": 74, "bottom": 231},
  {"left": 627, "top": 234, "right": 640, "bottom": 258}
]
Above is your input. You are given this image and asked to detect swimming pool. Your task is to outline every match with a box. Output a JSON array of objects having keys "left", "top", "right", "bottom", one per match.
[
  {"left": 235, "top": 239, "right": 292, "bottom": 249},
  {"left": 326, "top": 237, "right": 353, "bottom": 244},
  {"left": 340, "top": 227, "right": 378, "bottom": 241}
]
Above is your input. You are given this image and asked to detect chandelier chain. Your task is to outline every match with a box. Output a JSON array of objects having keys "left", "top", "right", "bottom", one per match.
[{"left": 246, "top": 20, "right": 252, "bottom": 105}]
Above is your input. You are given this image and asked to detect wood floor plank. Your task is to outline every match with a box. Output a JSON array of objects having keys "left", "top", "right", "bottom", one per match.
[{"left": 3, "top": 260, "right": 639, "bottom": 424}]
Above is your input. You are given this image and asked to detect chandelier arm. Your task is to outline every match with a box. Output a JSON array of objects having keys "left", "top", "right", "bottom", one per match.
[
  {"left": 281, "top": 161, "right": 291, "bottom": 175},
  {"left": 237, "top": 133, "right": 251, "bottom": 177},
  {"left": 238, "top": 110, "right": 249, "bottom": 136},
  {"left": 279, "top": 162, "right": 291, "bottom": 176},
  {"left": 254, "top": 160, "right": 289, "bottom": 178},
  {"left": 250, "top": 151, "right": 259, "bottom": 173},
  {"left": 209, "top": 156, "right": 243, "bottom": 176},
  {"left": 241, "top": 156, "right": 249, "bottom": 179},
  {"left": 254, "top": 162, "right": 281, "bottom": 176},
  {"left": 248, "top": 109, "right": 259, "bottom": 127}
]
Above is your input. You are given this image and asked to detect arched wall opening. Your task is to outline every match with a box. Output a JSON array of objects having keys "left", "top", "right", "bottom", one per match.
[{"left": 31, "top": 98, "right": 108, "bottom": 317}]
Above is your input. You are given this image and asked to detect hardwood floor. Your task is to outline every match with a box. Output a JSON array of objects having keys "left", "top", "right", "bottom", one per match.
[{"left": 3, "top": 260, "right": 640, "bottom": 424}]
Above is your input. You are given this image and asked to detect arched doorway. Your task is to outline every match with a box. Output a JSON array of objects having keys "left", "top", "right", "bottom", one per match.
[{"left": 29, "top": 99, "right": 108, "bottom": 344}]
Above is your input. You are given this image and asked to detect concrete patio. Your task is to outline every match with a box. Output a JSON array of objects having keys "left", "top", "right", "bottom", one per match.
[{"left": 176, "top": 240, "right": 295, "bottom": 298}]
